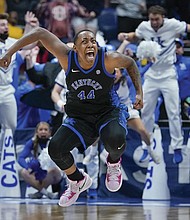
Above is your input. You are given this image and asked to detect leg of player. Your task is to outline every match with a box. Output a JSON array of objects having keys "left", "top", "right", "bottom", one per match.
[{"left": 100, "top": 120, "right": 126, "bottom": 192}]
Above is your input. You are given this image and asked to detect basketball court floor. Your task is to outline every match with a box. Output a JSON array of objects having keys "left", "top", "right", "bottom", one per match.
[{"left": 0, "top": 197, "right": 190, "bottom": 220}]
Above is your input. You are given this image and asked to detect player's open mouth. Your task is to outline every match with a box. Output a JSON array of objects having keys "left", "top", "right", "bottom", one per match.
[{"left": 86, "top": 51, "right": 95, "bottom": 61}]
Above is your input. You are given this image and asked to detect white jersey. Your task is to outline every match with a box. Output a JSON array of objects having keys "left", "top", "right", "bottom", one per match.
[
  {"left": 117, "top": 80, "right": 130, "bottom": 106},
  {"left": 116, "top": 81, "right": 139, "bottom": 119},
  {"left": 0, "top": 37, "right": 17, "bottom": 86},
  {"left": 135, "top": 18, "right": 187, "bottom": 78},
  {"left": 55, "top": 69, "right": 68, "bottom": 104}
]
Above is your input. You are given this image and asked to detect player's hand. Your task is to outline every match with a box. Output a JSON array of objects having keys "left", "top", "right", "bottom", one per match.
[
  {"left": 118, "top": 32, "right": 129, "bottom": 41},
  {"left": 0, "top": 54, "right": 11, "bottom": 68},
  {"left": 133, "top": 94, "right": 143, "bottom": 110},
  {"left": 56, "top": 99, "right": 65, "bottom": 113}
]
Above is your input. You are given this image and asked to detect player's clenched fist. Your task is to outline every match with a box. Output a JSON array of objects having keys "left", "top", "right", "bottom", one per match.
[
  {"left": 0, "top": 54, "right": 11, "bottom": 68},
  {"left": 133, "top": 94, "right": 143, "bottom": 110}
]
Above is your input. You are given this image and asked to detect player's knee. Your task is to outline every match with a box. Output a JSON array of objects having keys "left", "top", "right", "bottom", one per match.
[
  {"left": 109, "top": 134, "right": 126, "bottom": 150},
  {"left": 103, "top": 133, "right": 126, "bottom": 158},
  {"left": 108, "top": 125, "right": 126, "bottom": 146},
  {"left": 101, "top": 122, "right": 126, "bottom": 152},
  {"left": 48, "top": 135, "right": 62, "bottom": 159},
  {"left": 105, "top": 140, "right": 126, "bottom": 162}
]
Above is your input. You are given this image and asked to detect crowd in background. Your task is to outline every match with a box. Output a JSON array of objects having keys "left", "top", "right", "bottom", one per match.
[{"left": 1, "top": 0, "right": 188, "bottom": 128}]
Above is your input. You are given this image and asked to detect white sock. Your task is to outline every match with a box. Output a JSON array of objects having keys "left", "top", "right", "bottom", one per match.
[{"left": 89, "top": 143, "right": 98, "bottom": 156}]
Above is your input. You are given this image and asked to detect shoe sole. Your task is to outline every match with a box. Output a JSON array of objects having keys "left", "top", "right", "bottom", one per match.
[{"left": 59, "top": 175, "right": 92, "bottom": 207}]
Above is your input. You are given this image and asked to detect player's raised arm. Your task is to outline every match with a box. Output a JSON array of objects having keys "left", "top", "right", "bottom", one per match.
[
  {"left": 0, "top": 27, "right": 71, "bottom": 69},
  {"left": 105, "top": 51, "right": 143, "bottom": 110}
]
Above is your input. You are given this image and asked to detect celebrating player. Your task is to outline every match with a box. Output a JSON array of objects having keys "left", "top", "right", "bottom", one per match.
[{"left": 0, "top": 27, "right": 143, "bottom": 207}]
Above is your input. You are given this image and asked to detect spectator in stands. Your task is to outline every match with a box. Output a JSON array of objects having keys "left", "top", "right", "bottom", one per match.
[
  {"left": 114, "top": 40, "right": 160, "bottom": 164},
  {"left": 15, "top": 79, "right": 41, "bottom": 129},
  {"left": 0, "top": 11, "right": 39, "bottom": 159},
  {"left": 151, "top": 38, "right": 190, "bottom": 125},
  {"left": 17, "top": 121, "right": 63, "bottom": 199},
  {"left": 175, "top": 38, "right": 190, "bottom": 120},
  {"left": 0, "top": 0, "right": 6, "bottom": 13},
  {"left": 50, "top": 69, "right": 67, "bottom": 134},
  {"left": 71, "top": 0, "right": 104, "bottom": 35},
  {"left": 20, "top": 58, "right": 63, "bottom": 126},
  {"left": 165, "top": 0, "right": 190, "bottom": 23},
  {"left": 6, "top": 0, "right": 38, "bottom": 26},
  {"left": 35, "top": 0, "right": 79, "bottom": 42},
  {"left": 118, "top": 5, "right": 190, "bottom": 164},
  {"left": 15, "top": 47, "right": 42, "bottom": 129},
  {"left": 115, "top": 70, "right": 160, "bottom": 164},
  {"left": 8, "top": 11, "right": 24, "bottom": 39},
  {"left": 146, "top": 0, "right": 166, "bottom": 9},
  {"left": 115, "top": 0, "right": 147, "bottom": 33}
]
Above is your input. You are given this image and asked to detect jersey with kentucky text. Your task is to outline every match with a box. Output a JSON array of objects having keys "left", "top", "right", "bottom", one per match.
[
  {"left": 0, "top": 37, "right": 17, "bottom": 85},
  {"left": 64, "top": 48, "right": 120, "bottom": 116},
  {"left": 135, "top": 18, "right": 187, "bottom": 72}
]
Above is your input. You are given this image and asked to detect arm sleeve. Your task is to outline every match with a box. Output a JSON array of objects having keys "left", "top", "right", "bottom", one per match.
[
  {"left": 135, "top": 21, "right": 146, "bottom": 39},
  {"left": 17, "top": 139, "right": 34, "bottom": 169},
  {"left": 26, "top": 67, "right": 46, "bottom": 85}
]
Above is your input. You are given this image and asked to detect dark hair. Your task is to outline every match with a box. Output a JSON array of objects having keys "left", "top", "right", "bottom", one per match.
[
  {"left": 0, "top": 13, "right": 9, "bottom": 20},
  {"left": 73, "top": 29, "right": 95, "bottom": 44},
  {"left": 148, "top": 5, "right": 166, "bottom": 16}
]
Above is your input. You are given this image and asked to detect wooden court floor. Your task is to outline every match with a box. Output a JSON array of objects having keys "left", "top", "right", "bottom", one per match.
[{"left": 0, "top": 197, "right": 190, "bottom": 220}]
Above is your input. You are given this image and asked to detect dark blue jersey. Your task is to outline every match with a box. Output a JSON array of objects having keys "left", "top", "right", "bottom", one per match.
[{"left": 65, "top": 48, "right": 120, "bottom": 116}]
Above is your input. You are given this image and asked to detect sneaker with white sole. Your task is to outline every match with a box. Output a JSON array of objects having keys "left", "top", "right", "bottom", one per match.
[
  {"left": 105, "top": 158, "right": 122, "bottom": 192},
  {"left": 147, "top": 140, "right": 161, "bottom": 164},
  {"left": 59, "top": 171, "right": 92, "bottom": 207}
]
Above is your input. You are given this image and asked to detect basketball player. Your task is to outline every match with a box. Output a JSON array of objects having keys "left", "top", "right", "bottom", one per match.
[
  {"left": 118, "top": 5, "right": 190, "bottom": 164},
  {"left": 0, "top": 28, "right": 143, "bottom": 207},
  {"left": 51, "top": 69, "right": 99, "bottom": 198}
]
